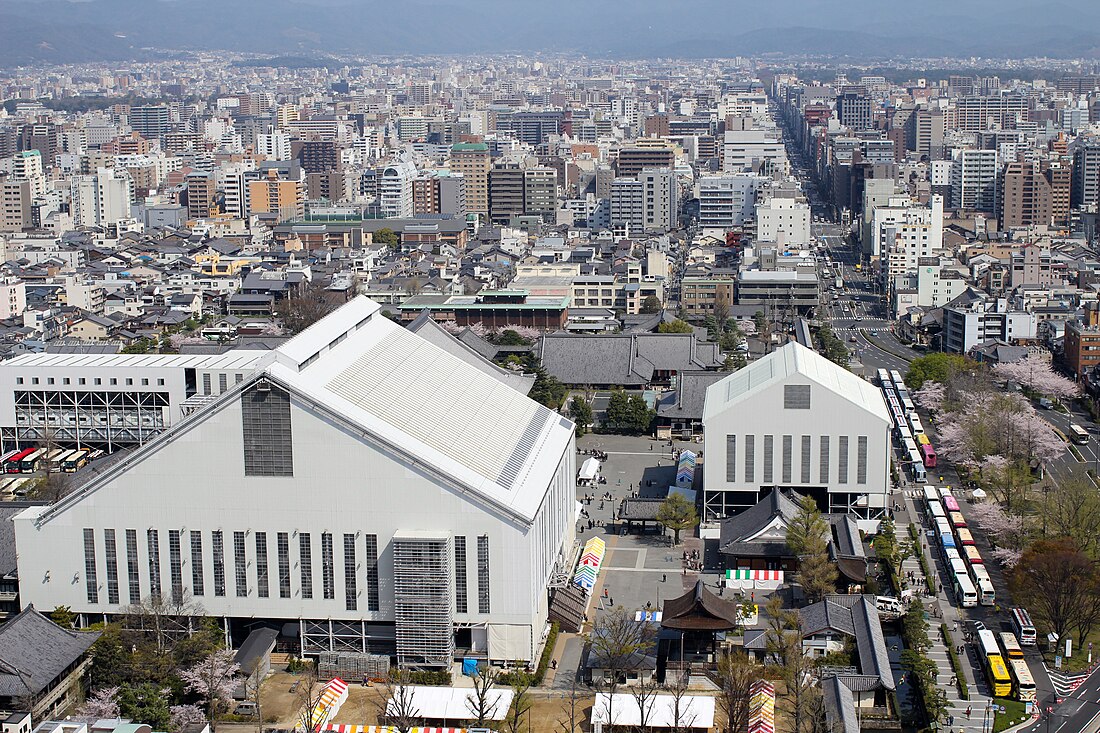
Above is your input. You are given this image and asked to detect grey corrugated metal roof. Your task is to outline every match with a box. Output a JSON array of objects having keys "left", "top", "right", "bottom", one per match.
[
  {"left": 407, "top": 312, "right": 535, "bottom": 395},
  {"left": 0, "top": 607, "right": 100, "bottom": 697}
]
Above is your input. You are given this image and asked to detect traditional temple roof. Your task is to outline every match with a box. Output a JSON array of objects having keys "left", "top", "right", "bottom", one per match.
[{"left": 661, "top": 580, "right": 742, "bottom": 632}]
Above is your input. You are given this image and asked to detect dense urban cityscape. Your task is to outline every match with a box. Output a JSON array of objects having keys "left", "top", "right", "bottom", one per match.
[{"left": 1, "top": 12, "right": 1100, "bottom": 733}]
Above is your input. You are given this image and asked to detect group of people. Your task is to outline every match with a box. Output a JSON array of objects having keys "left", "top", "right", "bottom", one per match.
[{"left": 682, "top": 548, "right": 702, "bottom": 571}]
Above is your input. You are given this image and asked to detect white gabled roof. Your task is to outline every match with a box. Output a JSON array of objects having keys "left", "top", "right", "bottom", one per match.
[
  {"left": 266, "top": 296, "right": 574, "bottom": 523},
  {"left": 703, "top": 341, "right": 890, "bottom": 423}
]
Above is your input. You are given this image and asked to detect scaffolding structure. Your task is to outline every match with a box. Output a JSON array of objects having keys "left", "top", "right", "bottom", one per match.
[
  {"left": 5, "top": 389, "right": 170, "bottom": 451},
  {"left": 393, "top": 532, "right": 453, "bottom": 669},
  {"left": 318, "top": 651, "right": 391, "bottom": 680}
]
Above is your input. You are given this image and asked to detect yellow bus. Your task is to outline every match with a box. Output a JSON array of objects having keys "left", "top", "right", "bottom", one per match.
[{"left": 978, "top": 630, "right": 1013, "bottom": 697}]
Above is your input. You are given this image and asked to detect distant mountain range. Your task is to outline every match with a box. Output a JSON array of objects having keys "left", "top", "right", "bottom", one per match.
[{"left": 1, "top": 0, "right": 1100, "bottom": 67}]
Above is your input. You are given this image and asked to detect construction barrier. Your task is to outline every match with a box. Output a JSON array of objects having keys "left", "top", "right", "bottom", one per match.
[
  {"left": 310, "top": 677, "right": 349, "bottom": 730},
  {"left": 573, "top": 536, "right": 606, "bottom": 593},
  {"left": 747, "top": 680, "right": 775, "bottom": 733}
]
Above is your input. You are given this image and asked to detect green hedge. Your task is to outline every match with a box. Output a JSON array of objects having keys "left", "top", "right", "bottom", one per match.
[
  {"left": 941, "top": 624, "right": 969, "bottom": 700},
  {"left": 391, "top": 669, "right": 451, "bottom": 685}
]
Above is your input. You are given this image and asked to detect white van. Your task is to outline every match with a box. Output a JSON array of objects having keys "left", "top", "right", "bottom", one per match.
[{"left": 876, "top": 596, "right": 904, "bottom": 614}]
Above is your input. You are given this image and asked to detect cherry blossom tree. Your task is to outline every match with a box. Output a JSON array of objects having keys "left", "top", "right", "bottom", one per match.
[
  {"left": 994, "top": 356, "right": 1080, "bottom": 401},
  {"left": 76, "top": 686, "right": 120, "bottom": 719},
  {"left": 914, "top": 382, "right": 947, "bottom": 415},
  {"left": 967, "top": 499, "right": 1027, "bottom": 548},
  {"left": 990, "top": 547, "right": 1023, "bottom": 568},
  {"left": 169, "top": 704, "right": 207, "bottom": 732},
  {"left": 180, "top": 649, "right": 240, "bottom": 724}
]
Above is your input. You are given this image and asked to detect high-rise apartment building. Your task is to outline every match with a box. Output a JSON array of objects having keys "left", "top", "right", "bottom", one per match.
[
  {"left": 379, "top": 161, "right": 417, "bottom": 219},
  {"left": 721, "top": 130, "right": 789, "bottom": 176},
  {"left": 256, "top": 132, "right": 293, "bottom": 161},
  {"left": 0, "top": 179, "right": 33, "bottom": 232},
  {"left": 616, "top": 143, "right": 675, "bottom": 178},
  {"left": 1072, "top": 142, "right": 1100, "bottom": 211},
  {"left": 247, "top": 168, "right": 306, "bottom": 222},
  {"left": 19, "top": 124, "right": 59, "bottom": 166},
  {"left": 185, "top": 170, "right": 218, "bottom": 220},
  {"left": 638, "top": 168, "right": 679, "bottom": 233},
  {"left": 70, "top": 168, "right": 133, "bottom": 228},
  {"left": 450, "top": 143, "right": 490, "bottom": 217},
  {"left": 488, "top": 161, "right": 557, "bottom": 224},
  {"left": 950, "top": 149, "right": 999, "bottom": 212},
  {"left": 954, "top": 95, "right": 1028, "bottom": 132},
  {"left": 998, "top": 161, "right": 1053, "bottom": 229},
  {"left": 696, "top": 174, "right": 769, "bottom": 231},
  {"left": 412, "top": 173, "right": 467, "bottom": 217}
]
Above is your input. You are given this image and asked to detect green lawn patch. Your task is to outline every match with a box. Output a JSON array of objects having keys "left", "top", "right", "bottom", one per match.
[{"left": 992, "top": 697, "right": 1028, "bottom": 733}]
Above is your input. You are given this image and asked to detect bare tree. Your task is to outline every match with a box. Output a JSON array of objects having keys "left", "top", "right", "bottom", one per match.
[
  {"left": 629, "top": 675, "right": 662, "bottom": 733},
  {"left": 764, "top": 596, "right": 816, "bottom": 733},
  {"left": 294, "top": 662, "right": 326, "bottom": 733},
  {"left": 376, "top": 670, "right": 421, "bottom": 733},
  {"left": 466, "top": 666, "right": 502, "bottom": 727},
  {"left": 714, "top": 651, "right": 761, "bottom": 733},
  {"left": 503, "top": 670, "right": 534, "bottom": 733},
  {"left": 667, "top": 672, "right": 699, "bottom": 733},
  {"left": 587, "top": 606, "right": 656, "bottom": 729},
  {"left": 122, "top": 591, "right": 206, "bottom": 654},
  {"left": 556, "top": 676, "right": 586, "bottom": 733},
  {"left": 274, "top": 281, "right": 339, "bottom": 335}
]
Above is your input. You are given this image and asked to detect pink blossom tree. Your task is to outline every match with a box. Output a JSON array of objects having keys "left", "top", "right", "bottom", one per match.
[
  {"left": 994, "top": 356, "right": 1080, "bottom": 401},
  {"left": 180, "top": 649, "right": 240, "bottom": 724},
  {"left": 989, "top": 547, "right": 1023, "bottom": 568},
  {"left": 914, "top": 382, "right": 947, "bottom": 415},
  {"left": 76, "top": 686, "right": 120, "bottom": 719},
  {"left": 169, "top": 704, "right": 207, "bottom": 732}
]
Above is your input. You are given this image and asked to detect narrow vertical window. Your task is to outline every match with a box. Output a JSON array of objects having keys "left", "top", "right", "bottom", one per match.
[
  {"left": 364, "top": 534, "right": 379, "bottom": 612},
  {"left": 819, "top": 436, "right": 831, "bottom": 483},
  {"left": 781, "top": 435, "right": 792, "bottom": 483},
  {"left": 104, "top": 529, "right": 119, "bottom": 604},
  {"left": 343, "top": 533, "right": 357, "bottom": 611},
  {"left": 321, "top": 532, "right": 334, "bottom": 600},
  {"left": 234, "top": 531, "right": 248, "bottom": 597},
  {"left": 801, "top": 435, "right": 811, "bottom": 484},
  {"left": 125, "top": 529, "right": 140, "bottom": 604},
  {"left": 277, "top": 532, "right": 291, "bottom": 599},
  {"left": 83, "top": 528, "right": 98, "bottom": 604},
  {"left": 838, "top": 436, "right": 850, "bottom": 484},
  {"left": 857, "top": 436, "right": 868, "bottom": 485},
  {"left": 190, "top": 530, "right": 204, "bottom": 597},
  {"left": 168, "top": 530, "right": 183, "bottom": 603},
  {"left": 725, "top": 435, "right": 736, "bottom": 483},
  {"left": 744, "top": 435, "right": 755, "bottom": 482},
  {"left": 147, "top": 529, "right": 161, "bottom": 598},
  {"left": 454, "top": 536, "right": 468, "bottom": 614},
  {"left": 300, "top": 533, "right": 313, "bottom": 600},
  {"left": 255, "top": 532, "right": 269, "bottom": 598},
  {"left": 762, "top": 435, "right": 774, "bottom": 484},
  {"left": 477, "top": 535, "right": 490, "bottom": 614},
  {"left": 212, "top": 531, "right": 225, "bottom": 597}
]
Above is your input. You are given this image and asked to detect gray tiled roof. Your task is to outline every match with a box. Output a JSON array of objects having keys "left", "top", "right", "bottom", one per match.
[
  {"left": 718, "top": 489, "right": 803, "bottom": 556},
  {"left": 800, "top": 595, "right": 894, "bottom": 691},
  {"left": 657, "top": 371, "right": 727, "bottom": 420},
  {"left": 537, "top": 332, "right": 720, "bottom": 386},
  {"left": 821, "top": 676, "right": 861, "bottom": 733},
  {"left": 0, "top": 607, "right": 100, "bottom": 697}
]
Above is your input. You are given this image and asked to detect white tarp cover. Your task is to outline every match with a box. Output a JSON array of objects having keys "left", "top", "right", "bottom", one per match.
[
  {"left": 487, "top": 623, "right": 532, "bottom": 661},
  {"left": 579, "top": 457, "right": 601, "bottom": 481},
  {"left": 388, "top": 686, "right": 515, "bottom": 721},
  {"left": 590, "top": 693, "right": 716, "bottom": 729}
]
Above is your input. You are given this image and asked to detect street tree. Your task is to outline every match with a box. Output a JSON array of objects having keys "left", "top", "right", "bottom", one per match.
[
  {"left": 503, "top": 669, "right": 534, "bottom": 733},
  {"left": 1011, "top": 539, "right": 1100, "bottom": 644},
  {"left": 274, "top": 280, "right": 340, "bottom": 335},
  {"left": 764, "top": 596, "right": 816, "bottom": 733},
  {"left": 466, "top": 666, "right": 502, "bottom": 727},
  {"left": 1039, "top": 469, "right": 1100, "bottom": 557},
  {"left": 903, "top": 352, "right": 972, "bottom": 390},
  {"left": 568, "top": 396, "right": 593, "bottom": 435},
  {"left": 994, "top": 355, "right": 1080, "bottom": 401},
  {"left": 376, "top": 669, "right": 420, "bottom": 733},
  {"left": 656, "top": 493, "right": 699, "bottom": 545}
]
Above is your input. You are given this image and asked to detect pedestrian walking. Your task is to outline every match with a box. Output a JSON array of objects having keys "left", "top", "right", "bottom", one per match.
[{"left": 965, "top": 706, "right": 971, "bottom": 719}]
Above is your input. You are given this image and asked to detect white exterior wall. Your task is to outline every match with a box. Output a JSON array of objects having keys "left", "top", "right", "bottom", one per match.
[
  {"left": 755, "top": 198, "right": 811, "bottom": 245},
  {"left": 14, "top": 389, "right": 574, "bottom": 661},
  {"left": 703, "top": 375, "right": 891, "bottom": 530}
]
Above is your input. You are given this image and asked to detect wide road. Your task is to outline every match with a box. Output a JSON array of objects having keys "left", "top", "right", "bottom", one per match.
[{"left": 1027, "top": 665, "right": 1100, "bottom": 733}]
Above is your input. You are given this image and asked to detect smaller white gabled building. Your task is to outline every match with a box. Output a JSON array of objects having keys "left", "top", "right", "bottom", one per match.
[{"left": 702, "top": 342, "right": 891, "bottom": 530}]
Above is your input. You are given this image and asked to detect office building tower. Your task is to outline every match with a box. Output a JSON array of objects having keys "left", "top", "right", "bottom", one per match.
[
  {"left": 18, "top": 124, "right": 58, "bottom": 166},
  {"left": 450, "top": 143, "right": 490, "bottom": 217},
  {"left": 954, "top": 95, "right": 1028, "bottom": 132},
  {"left": 128, "top": 106, "right": 171, "bottom": 139},
  {"left": 0, "top": 179, "right": 33, "bottom": 232},
  {"left": 837, "top": 88, "right": 873, "bottom": 131},
  {"left": 998, "top": 161, "right": 1053, "bottom": 229},
  {"left": 70, "top": 168, "right": 133, "bottom": 228},
  {"left": 616, "top": 143, "right": 675, "bottom": 178},
  {"left": 257, "top": 132, "right": 293, "bottom": 161}
]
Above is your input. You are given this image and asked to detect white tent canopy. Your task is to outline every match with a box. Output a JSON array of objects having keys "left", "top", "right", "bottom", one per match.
[
  {"left": 579, "top": 457, "right": 601, "bottom": 481},
  {"left": 590, "top": 693, "right": 716, "bottom": 729},
  {"left": 387, "top": 685, "right": 515, "bottom": 722}
]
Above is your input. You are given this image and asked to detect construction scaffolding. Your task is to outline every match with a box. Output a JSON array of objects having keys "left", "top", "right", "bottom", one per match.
[
  {"left": 393, "top": 532, "right": 453, "bottom": 669},
  {"left": 318, "top": 651, "right": 391, "bottom": 680}
]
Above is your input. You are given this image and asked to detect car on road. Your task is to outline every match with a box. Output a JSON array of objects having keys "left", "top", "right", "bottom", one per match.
[{"left": 849, "top": 335, "right": 857, "bottom": 342}]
